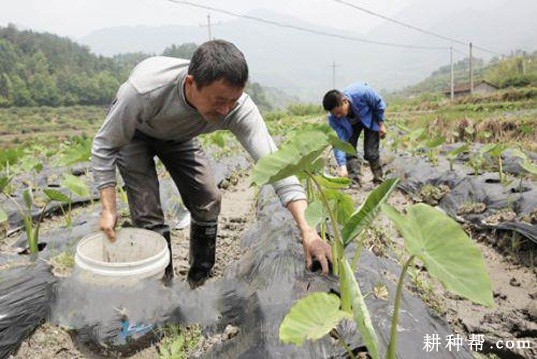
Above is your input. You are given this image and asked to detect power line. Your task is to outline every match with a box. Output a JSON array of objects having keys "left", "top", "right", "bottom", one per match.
[
  {"left": 331, "top": 0, "right": 502, "bottom": 57},
  {"left": 165, "top": 0, "right": 447, "bottom": 50}
]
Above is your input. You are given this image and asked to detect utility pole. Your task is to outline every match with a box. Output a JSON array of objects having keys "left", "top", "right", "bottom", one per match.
[
  {"left": 199, "top": 14, "right": 221, "bottom": 41},
  {"left": 206, "top": 14, "right": 212, "bottom": 41},
  {"left": 450, "top": 46, "right": 454, "bottom": 101},
  {"left": 469, "top": 42, "right": 474, "bottom": 95},
  {"left": 330, "top": 62, "right": 338, "bottom": 89}
]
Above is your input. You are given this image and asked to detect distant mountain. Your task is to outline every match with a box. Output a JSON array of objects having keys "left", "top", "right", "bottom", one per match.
[
  {"left": 0, "top": 26, "right": 275, "bottom": 109},
  {"left": 0, "top": 24, "right": 127, "bottom": 107},
  {"left": 79, "top": 4, "right": 537, "bottom": 101}
]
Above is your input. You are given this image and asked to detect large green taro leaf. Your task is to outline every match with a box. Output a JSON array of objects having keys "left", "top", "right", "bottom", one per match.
[
  {"left": 252, "top": 131, "right": 329, "bottom": 186},
  {"left": 279, "top": 292, "right": 351, "bottom": 345},
  {"left": 382, "top": 203, "right": 493, "bottom": 307}
]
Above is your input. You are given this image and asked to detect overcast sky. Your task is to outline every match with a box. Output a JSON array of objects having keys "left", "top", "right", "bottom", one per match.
[{"left": 2, "top": 0, "right": 418, "bottom": 38}]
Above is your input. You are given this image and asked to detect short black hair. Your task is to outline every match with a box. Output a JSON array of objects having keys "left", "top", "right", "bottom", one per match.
[
  {"left": 188, "top": 40, "right": 249, "bottom": 89},
  {"left": 322, "top": 90, "right": 345, "bottom": 111}
]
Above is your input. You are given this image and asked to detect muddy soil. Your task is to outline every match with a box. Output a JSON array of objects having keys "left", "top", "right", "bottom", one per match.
[{"left": 7, "top": 165, "right": 537, "bottom": 359}]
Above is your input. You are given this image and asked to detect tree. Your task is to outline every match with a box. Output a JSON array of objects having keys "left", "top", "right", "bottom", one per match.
[
  {"left": 29, "top": 73, "right": 61, "bottom": 106},
  {"left": 0, "top": 73, "right": 13, "bottom": 106},
  {"left": 0, "top": 39, "right": 18, "bottom": 75},
  {"left": 9, "top": 74, "right": 34, "bottom": 106}
]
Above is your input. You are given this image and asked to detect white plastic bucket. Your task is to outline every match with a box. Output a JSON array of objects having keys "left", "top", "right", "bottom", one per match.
[{"left": 75, "top": 228, "right": 169, "bottom": 282}]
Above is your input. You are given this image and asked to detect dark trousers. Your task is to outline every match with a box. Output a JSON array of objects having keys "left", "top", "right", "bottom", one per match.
[
  {"left": 117, "top": 130, "right": 221, "bottom": 231},
  {"left": 346, "top": 122, "right": 380, "bottom": 174}
]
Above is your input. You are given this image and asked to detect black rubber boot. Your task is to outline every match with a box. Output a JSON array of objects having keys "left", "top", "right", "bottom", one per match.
[
  {"left": 347, "top": 157, "right": 362, "bottom": 187},
  {"left": 187, "top": 221, "right": 217, "bottom": 289},
  {"left": 370, "top": 161, "right": 384, "bottom": 184},
  {"left": 150, "top": 225, "right": 174, "bottom": 285}
]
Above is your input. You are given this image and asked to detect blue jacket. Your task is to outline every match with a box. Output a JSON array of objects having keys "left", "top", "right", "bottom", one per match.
[{"left": 328, "top": 82, "right": 386, "bottom": 166}]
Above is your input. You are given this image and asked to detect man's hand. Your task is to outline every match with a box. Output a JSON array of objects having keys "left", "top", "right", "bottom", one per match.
[
  {"left": 286, "top": 200, "right": 333, "bottom": 274},
  {"left": 301, "top": 227, "right": 333, "bottom": 274},
  {"left": 99, "top": 186, "right": 118, "bottom": 242},
  {"left": 379, "top": 122, "right": 387, "bottom": 140},
  {"left": 99, "top": 208, "right": 118, "bottom": 242},
  {"left": 338, "top": 165, "right": 348, "bottom": 177}
]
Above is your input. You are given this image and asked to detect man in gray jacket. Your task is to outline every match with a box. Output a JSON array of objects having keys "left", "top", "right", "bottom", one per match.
[{"left": 92, "top": 40, "right": 332, "bottom": 287}]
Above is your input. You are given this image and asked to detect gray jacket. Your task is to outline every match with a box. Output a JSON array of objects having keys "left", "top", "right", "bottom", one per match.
[{"left": 91, "top": 56, "right": 305, "bottom": 206}]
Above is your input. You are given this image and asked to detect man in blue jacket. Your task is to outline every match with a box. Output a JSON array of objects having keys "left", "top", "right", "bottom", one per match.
[{"left": 322, "top": 83, "right": 386, "bottom": 185}]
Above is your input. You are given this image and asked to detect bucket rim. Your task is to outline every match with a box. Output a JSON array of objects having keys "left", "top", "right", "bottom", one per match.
[{"left": 75, "top": 228, "right": 168, "bottom": 268}]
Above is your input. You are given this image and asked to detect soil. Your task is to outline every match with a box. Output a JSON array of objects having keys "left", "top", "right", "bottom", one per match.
[{"left": 7, "top": 164, "right": 537, "bottom": 359}]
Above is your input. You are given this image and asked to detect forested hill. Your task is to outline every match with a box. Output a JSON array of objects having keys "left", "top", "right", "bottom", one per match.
[
  {"left": 0, "top": 24, "right": 275, "bottom": 111},
  {"left": 399, "top": 51, "right": 537, "bottom": 96}
]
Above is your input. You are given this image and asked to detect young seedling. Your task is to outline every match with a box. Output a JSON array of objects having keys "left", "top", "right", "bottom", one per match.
[
  {"left": 479, "top": 143, "right": 509, "bottom": 184},
  {"left": 0, "top": 176, "right": 71, "bottom": 255},
  {"left": 61, "top": 173, "right": 92, "bottom": 227},
  {"left": 512, "top": 150, "right": 536, "bottom": 192},
  {"left": 467, "top": 148, "right": 487, "bottom": 176},
  {"left": 423, "top": 136, "right": 445, "bottom": 166},
  {"left": 57, "top": 136, "right": 92, "bottom": 167},
  {"left": 446, "top": 143, "right": 469, "bottom": 171}
]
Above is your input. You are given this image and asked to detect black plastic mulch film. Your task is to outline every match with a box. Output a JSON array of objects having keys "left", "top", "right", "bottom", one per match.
[
  {"left": 387, "top": 145, "right": 537, "bottom": 244},
  {"left": 1, "top": 187, "right": 470, "bottom": 358},
  {"left": 0, "top": 148, "right": 512, "bottom": 357}
]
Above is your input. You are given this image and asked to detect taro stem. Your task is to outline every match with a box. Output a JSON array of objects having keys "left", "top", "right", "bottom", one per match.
[
  {"left": 387, "top": 255, "right": 415, "bottom": 359},
  {"left": 305, "top": 172, "right": 344, "bottom": 277}
]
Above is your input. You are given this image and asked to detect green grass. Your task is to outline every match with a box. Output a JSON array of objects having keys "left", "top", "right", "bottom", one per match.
[
  {"left": 0, "top": 105, "right": 106, "bottom": 148},
  {"left": 49, "top": 252, "right": 75, "bottom": 276},
  {"left": 158, "top": 324, "right": 202, "bottom": 359}
]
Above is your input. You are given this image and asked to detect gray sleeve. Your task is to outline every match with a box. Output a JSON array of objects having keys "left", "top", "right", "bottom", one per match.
[
  {"left": 91, "top": 82, "right": 146, "bottom": 189},
  {"left": 227, "top": 96, "right": 306, "bottom": 206}
]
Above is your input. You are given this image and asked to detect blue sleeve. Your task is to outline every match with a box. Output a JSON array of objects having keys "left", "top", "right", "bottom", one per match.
[
  {"left": 364, "top": 88, "right": 386, "bottom": 122},
  {"left": 328, "top": 115, "right": 348, "bottom": 166}
]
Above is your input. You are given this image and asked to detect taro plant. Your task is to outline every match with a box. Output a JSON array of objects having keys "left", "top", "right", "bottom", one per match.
[
  {"left": 280, "top": 201, "right": 494, "bottom": 359},
  {"left": 400, "top": 127, "right": 426, "bottom": 155},
  {"left": 380, "top": 203, "right": 493, "bottom": 357},
  {"left": 446, "top": 143, "right": 469, "bottom": 171},
  {"left": 57, "top": 136, "right": 92, "bottom": 167},
  {"left": 505, "top": 148, "right": 537, "bottom": 192},
  {"left": 61, "top": 173, "right": 92, "bottom": 227},
  {"left": 422, "top": 136, "right": 445, "bottom": 166},
  {"left": 480, "top": 145, "right": 530, "bottom": 185},
  {"left": 467, "top": 149, "right": 486, "bottom": 176},
  {"left": 479, "top": 143, "right": 509, "bottom": 183},
  {"left": 0, "top": 176, "right": 71, "bottom": 255},
  {"left": 252, "top": 130, "right": 399, "bottom": 358},
  {"left": 521, "top": 160, "right": 537, "bottom": 178},
  {"left": 389, "top": 122, "right": 412, "bottom": 153},
  {"left": 0, "top": 147, "right": 25, "bottom": 176},
  {"left": 200, "top": 131, "right": 235, "bottom": 159},
  {"left": 253, "top": 130, "right": 494, "bottom": 358},
  {"left": 463, "top": 125, "right": 475, "bottom": 141}
]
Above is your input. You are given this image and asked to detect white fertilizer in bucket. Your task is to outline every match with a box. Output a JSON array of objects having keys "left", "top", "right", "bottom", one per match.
[{"left": 75, "top": 228, "right": 169, "bottom": 283}]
